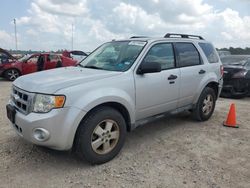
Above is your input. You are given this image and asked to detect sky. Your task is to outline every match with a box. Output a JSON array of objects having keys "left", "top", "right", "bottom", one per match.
[{"left": 0, "top": 0, "right": 250, "bottom": 52}]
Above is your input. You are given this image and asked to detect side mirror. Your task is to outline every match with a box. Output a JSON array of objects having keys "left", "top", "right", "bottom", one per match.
[{"left": 137, "top": 61, "right": 161, "bottom": 74}]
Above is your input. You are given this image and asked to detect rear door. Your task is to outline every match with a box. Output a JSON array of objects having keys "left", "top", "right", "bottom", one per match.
[
  {"left": 174, "top": 42, "right": 207, "bottom": 107},
  {"left": 44, "top": 54, "right": 59, "bottom": 70},
  {"left": 135, "top": 42, "right": 180, "bottom": 120}
]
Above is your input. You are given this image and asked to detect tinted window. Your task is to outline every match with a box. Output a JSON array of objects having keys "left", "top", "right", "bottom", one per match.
[
  {"left": 175, "top": 43, "right": 200, "bottom": 67},
  {"left": 199, "top": 43, "right": 219, "bottom": 63},
  {"left": 144, "top": 43, "right": 175, "bottom": 70}
]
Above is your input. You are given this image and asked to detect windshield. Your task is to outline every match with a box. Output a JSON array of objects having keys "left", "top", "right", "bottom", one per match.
[
  {"left": 19, "top": 54, "right": 32, "bottom": 62},
  {"left": 80, "top": 41, "right": 146, "bottom": 72},
  {"left": 221, "top": 56, "right": 250, "bottom": 65}
]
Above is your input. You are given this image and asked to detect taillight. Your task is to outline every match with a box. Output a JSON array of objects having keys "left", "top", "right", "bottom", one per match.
[{"left": 220, "top": 65, "right": 224, "bottom": 77}]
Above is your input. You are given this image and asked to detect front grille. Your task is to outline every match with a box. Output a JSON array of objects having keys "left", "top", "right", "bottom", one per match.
[{"left": 11, "top": 86, "right": 34, "bottom": 115}]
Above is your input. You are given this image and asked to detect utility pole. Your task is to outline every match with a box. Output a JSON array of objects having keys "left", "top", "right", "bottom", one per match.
[
  {"left": 14, "top": 19, "right": 18, "bottom": 50},
  {"left": 71, "top": 23, "right": 74, "bottom": 50}
]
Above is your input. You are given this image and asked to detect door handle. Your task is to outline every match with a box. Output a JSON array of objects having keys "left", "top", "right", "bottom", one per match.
[
  {"left": 168, "top": 74, "right": 178, "bottom": 80},
  {"left": 199, "top": 69, "right": 206, "bottom": 74}
]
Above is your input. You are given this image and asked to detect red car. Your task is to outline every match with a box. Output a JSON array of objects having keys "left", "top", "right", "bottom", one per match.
[{"left": 0, "top": 48, "right": 79, "bottom": 81}]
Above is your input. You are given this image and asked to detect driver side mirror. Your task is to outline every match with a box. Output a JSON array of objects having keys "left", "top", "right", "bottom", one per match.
[{"left": 137, "top": 61, "right": 161, "bottom": 75}]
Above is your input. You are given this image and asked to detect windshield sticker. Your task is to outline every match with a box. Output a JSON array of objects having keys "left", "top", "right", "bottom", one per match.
[{"left": 128, "top": 41, "right": 146, "bottom": 46}]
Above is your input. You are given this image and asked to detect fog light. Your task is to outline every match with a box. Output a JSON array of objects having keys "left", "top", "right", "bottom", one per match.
[{"left": 33, "top": 128, "right": 50, "bottom": 142}]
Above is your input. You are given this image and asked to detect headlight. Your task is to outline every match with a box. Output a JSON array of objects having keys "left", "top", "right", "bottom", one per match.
[
  {"left": 33, "top": 94, "right": 65, "bottom": 113},
  {"left": 232, "top": 70, "right": 248, "bottom": 78}
]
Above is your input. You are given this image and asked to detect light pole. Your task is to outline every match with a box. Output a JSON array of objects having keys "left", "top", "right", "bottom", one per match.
[
  {"left": 71, "top": 23, "right": 74, "bottom": 50},
  {"left": 14, "top": 19, "right": 18, "bottom": 50}
]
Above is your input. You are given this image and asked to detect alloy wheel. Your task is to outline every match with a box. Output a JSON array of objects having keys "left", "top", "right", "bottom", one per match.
[
  {"left": 91, "top": 119, "right": 120, "bottom": 155},
  {"left": 202, "top": 94, "right": 214, "bottom": 116},
  {"left": 7, "top": 70, "right": 19, "bottom": 81}
]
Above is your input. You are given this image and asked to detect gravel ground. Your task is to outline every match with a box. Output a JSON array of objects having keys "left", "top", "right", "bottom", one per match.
[{"left": 0, "top": 79, "right": 250, "bottom": 188}]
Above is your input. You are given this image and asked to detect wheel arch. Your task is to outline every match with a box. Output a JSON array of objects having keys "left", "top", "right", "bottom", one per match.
[
  {"left": 193, "top": 79, "right": 220, "bottom": 104},
  {"left": 3, "top": 68, "right": 22, "bottom": 80},
  {"left": 72, "top": 101, "right": 132, "bottom": 151}
]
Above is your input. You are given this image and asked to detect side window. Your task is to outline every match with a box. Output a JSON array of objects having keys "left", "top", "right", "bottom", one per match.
[
  {"left": 27, "top": 55, "right": 39, "bottom": 64},
  {"left": 143, "top": 43, "right": 175, "bottom": 70},
  {"left": 175, "top": 43, "right": 200, "bottom": 67},
  {"left": 48, "top": 54, "right": 60, "bottom": 62},
  {"left": 199, "top": 43, "right": 219, "bottom": 63}
]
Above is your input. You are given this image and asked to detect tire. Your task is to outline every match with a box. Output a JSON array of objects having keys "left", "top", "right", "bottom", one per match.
[
  {"left": 193, "top": 87, "right": 216, "bottom": 121},
  {"left": 75, "top": 106, "right": 127, "bottom": 164},
  {"left": 4, "top": 69, "right": 20, "bottom": 81}
]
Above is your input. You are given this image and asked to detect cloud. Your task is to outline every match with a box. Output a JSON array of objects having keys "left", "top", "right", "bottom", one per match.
[
  {"left": 36, "top": 0, "right": 88, "bottom": 16},
  {"left": 0, "top": 30, "right": 14, "bottom": 49},
  {"left": 3, "top": 0, "right": 250, "bottom": 50}
]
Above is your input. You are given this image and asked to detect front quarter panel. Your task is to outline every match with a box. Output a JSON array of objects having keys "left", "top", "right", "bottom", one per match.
[{"left": 57, "top": 72, "right": 136, "bottom": 124}]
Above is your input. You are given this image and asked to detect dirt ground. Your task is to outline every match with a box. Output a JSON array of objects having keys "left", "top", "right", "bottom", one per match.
[{"left": 0, "top": 79, "right": 250, "bottom": 188}]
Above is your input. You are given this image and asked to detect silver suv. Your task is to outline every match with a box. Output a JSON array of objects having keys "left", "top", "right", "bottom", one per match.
[{"left": 6, "top": 33, "right": 223, "bottom": 164}]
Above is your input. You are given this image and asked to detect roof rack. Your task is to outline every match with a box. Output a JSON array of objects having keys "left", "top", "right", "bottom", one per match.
[
  {"left": 164, "top": 33, "right": 204, "bottom": 40},
  {"left": 130, "top": 36, "right": 149, "bottom": 39}
]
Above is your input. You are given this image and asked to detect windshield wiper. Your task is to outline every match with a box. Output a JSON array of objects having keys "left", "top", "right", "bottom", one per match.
[
  {"left": 84, "top": 65, "right": 103, "bottom": 70},
  {"left": 77, "top": 63, "right": 84, "bottom": 67}
]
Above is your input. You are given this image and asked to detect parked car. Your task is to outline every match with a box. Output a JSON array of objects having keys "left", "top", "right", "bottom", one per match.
[
  {"left": 6, "top": 33, "right": 223, "bottom": 164},
  {"left": 62, "top": 50, "right": 88, "bottom": 62},
  {"left": 0, "top": 49, "right": 78, "bottom": 81},
  {"left": 221, "top": 55, "right": 250, "bottom": 98}
]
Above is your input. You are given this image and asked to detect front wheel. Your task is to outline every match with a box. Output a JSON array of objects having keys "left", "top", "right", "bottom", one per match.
[
  {"left": 193, "top": 87, "right": 216, "bottom": 121},
  {"left": 75, "top": 107, "right": 126, "bottom": 164},
  {"left": 4, "top": 69, "right": 20, "bottom": 81}
]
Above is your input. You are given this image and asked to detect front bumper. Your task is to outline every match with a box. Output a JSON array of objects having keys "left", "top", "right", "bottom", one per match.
[
  {"left": 7, "top": 103, "right": 86, "bottom": 150},
  {"left": 222, "top": 78, "right": 250, "bottom": 96}
]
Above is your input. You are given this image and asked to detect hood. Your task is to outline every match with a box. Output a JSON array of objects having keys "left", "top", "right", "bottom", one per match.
[
  {"left": 223, "top": 64, "right": 244, "bottom": 69},
  {"left": 13, "top": 66, "right": 122, "bottom": 93},
  {"left": 0, "top": 48, "right": 16, "bottom": 60}
]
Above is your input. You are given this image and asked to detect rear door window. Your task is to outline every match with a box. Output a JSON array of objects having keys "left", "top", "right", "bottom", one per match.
[
  {"left": 199, "top": 43, "right": 219, "bottom": 63},
  {"left": 175, "top": 43, "right": 201, "bottom": 67}
]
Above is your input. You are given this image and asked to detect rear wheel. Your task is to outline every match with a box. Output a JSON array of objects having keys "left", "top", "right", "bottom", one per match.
[
  {"left": 75, "top": 107, "right": 126, "bottom": 164},
  {"left": 193, "top": 87, "right": 216, "bottom": 121},
  {"left": 4, "top": 69, "right": 20, "bottom": 81}
]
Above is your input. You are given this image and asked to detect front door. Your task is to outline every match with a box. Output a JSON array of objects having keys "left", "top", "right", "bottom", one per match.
[
  {"left": 135, "top": 43, "right": 180, "bottom": 120},
  {"left": 22, "top": 55, "right": 39, "bottom": 75}
]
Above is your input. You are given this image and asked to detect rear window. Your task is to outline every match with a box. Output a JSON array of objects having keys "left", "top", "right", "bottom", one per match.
[
  {"left": 199, "top": 43, "right": 219, "bottom": 63},
  {"left": 175, "top": 43, "right": 200, "bottom": 67}
]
